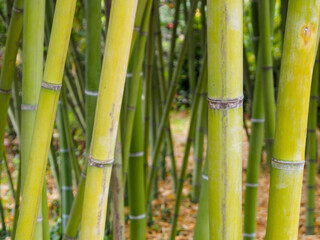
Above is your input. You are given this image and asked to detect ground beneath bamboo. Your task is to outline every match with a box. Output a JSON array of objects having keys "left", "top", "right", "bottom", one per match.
[{"left": 1, "top": 110, "right": 320, "bottom": 239}]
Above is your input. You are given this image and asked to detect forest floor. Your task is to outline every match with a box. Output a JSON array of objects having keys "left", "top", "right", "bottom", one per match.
[{"left": 1, "top": 110, "right": 320, "bottom": 239}]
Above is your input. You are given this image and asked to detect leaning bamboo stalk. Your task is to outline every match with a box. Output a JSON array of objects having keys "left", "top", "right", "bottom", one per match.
[
  {"left": 146, "top": 0, "right": 199, "bottom": 207},
  {"left": 170, "top": 52, "right": 207, "bottom": 239},
  {"left": 306, "top": 50, "right": 319, "bottom": 235},
  {"left": 259, "top": 0, "right": 276, "bottom": 166},
  {"left": 57, "top": 88, "right": 74, "bottom": 231},
  {"left": 192, "top": 91, "right": 207, "bottom": 203},
  {"left": 15, "top": 0, "right": 77, "bottom": 238},
  {"left": 111, "top": 130, "right": 125, "bottom": 240},
  {"left": 0, "top": 0, "right": 24, "bottom": 165},
  {"left": 265, "top": 1, "right": 320, "bottom": 238},
  {"left": 63, "top": 0, "right": 102, "bottom": 235},
  {"left": 123, "top": 0, "right": 153, "bottom": 185},
  {"left": 20, "top": 0, "right": 45, "bottom": 237},
  {"left": 79, "top": 0, "right": 137, "bottom": 238},
  {"left": 193, "top": 156, "right": 209, "bottom": 240},
  {"left": 207, "top": 0, "right": 243, "bottom": 238}
]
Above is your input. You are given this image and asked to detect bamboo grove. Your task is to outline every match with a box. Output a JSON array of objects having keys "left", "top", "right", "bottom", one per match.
[{"left": 0, "top": 0, "right": 320, "bottom": 239}]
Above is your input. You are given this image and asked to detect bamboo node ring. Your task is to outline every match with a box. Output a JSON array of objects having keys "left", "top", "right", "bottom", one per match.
[
  {"left": 271, "top": 158, "right": 305, "bottom": 171},
  {"left": 129, "top": 213, "right": 146, "bottom": 220},
  {"left": 307, "top": 128, "right": 316, "bottom": 133},
  {"left": 126, "top": 72, "right": 133, "bottom": 78},
  {"left": 262, "top": 65, "right": 273, "bottom": 71},
  {"left": 81, "top": 172, "right": 87, "bottom": 178},
  {"left": 85, "top": 89, "right": 98, "bottom": 96},
  {"left": 88, "top": 156, "right": 114, "bottom": 168},
  {"left": 37, "top": 216, "right": 43, "bottom": 222},
  {"left": 129, "top": 151, "right": 144, "bottom": 158},
  {"left": 0, "top": 88, "right": 11, "bottom": 95},
  {"left": 41, "top": 82, "right": 62, "bottom": 91},
  {"left": 207, "top": 96, "right": 243, "bottom": 110},
  {"left": 251, "top": 118, "right": 265, "bottom": 123},
  {"left": 61, "top": 186, "right": 73, "bottom": 191},
  {"left": 308, "top": 158, "right": 317, "bottom": 163},
  {"left": 63, "top": 235, "right": 77, "bottom": 240},
  {"left": 127, "top": 105, "right": 136, "bottom": 111},
  {"left": 60, "top": 148, "right": 70, "bottom": 153},
  {"left": 21, "top": 104, "right": 37, "bottom": 111},
  {"left": 243, "top": 232, "right": 256, "bottom": 238},
  {"left": 246, "top": 182, "right": 258, "bottom": 188},
  {"left": 62, "top": 214, "right": 69, "bottom": 219},
  {"left": 202, "top": 174, "right": 208, "bottom": 181},
  {"left": 12, "top": 6, "right": 24, "bottom": 13}
]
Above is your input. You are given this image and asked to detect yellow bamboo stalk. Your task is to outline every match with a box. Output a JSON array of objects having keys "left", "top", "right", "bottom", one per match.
[
  {"left": 207, "top": 0, "right": 243, "bottom": 239},
  {"left": 79, "top": 0, "right": 138, "bottom": 239},
  {"left": 265, "top": 1, "right": 320, "bottom": 239},
  {"left": 15, "top": 0, "right": 77, "bottom": 239}
]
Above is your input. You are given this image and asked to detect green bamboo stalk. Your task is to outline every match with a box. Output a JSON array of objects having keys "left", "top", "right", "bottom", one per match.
[
  {"left": 49, "top": 143, "right": 61, "bottom": 193},
  {"left": 128, "top": 82, "right": 146, "bottom": 240},
  {"left": 79, "top": 0, "right": 137, "bottom": 237},
  {"left": 11, "top": 160, "right": 21, "bottom": 240},
  {"left": 57, "top": 89, "right": 74, "bottom": 231},
  {"left": 15, "top": 0, "right": 77, "bottom": 238},
  {"left": 0, "top": 198, "right": 5, "bottom": 232},
  {"left": 168, "top": 0, "right": 182, "bottom": 82},
  {"left": 170, "top": 52, "right": 207, "bottom": 239},
  {"left": 62, "top": 0, "right": 102, "bottom": 236},
  {"left": 3, "top": 153, "right": 15, "bottom": 199},
  {"left": 146, "top": 0, "right": 199, "bottom": 207},
  {"left": 305, "top": 47, "right": 320, "bottom": 235},
  {"left": 123, "top": 0, "right": 153, "bottom": 186},
  {"left": 207, "top": 0, "right": 243, "bottom": 239},
  {"left": 265, "top": 1, "right": 320, "bottom": 238},
  {"left": 193, "top": 156, "right": 208, "bottom": 240},
  {"left": 259, "top": 0, "right": 276, "bottom": 166},
  {"left": 111, "top": 130, "right": 125, "bottom": 240},
  {"left": 243, "top": 47, "right": 265, "bottom": 240},
  {"left": 191, "top": 91, "right": 207, "bottom": 203},
  {"left": 41, "top": 184, "right": 50, "bottom": 240},
  {"left": 20, "top": 0, "right": 45, "bottom": 237},
  {"left": 154, "top": 5, "right": 178, "bottom": 191},
  {"left": 251, "top": 0, "right": 259, "bottom": 56},
  {"left": 0, "top": 0, "right": 24, "bottom": 167}
]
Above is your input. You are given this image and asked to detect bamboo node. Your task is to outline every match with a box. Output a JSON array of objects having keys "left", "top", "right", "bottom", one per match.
[
  {"left": 202, "top": 174, "right": 208, "bottom": 181},
  {"left": 246, "top": 182, "right": 258, "bottom": 188},
  {"left": 310, "top": 95, "right": 319, "bottom": 100},
  {"left": 127, "top": 105, "right": 136, "bottom": 111},
  {"left": 12, "top": 6, "right": 23, "bottom": 13},
  {"left": 194, "top": 157, "right": 203, "bottom": 163},
  {"left": 0, "top": 88, "right": 11, "bottom": 95},
  {"left": 307, "top": 128, "right": 316, "bottom": 133},
  {"left": 251, "top": 118, "right": 265, "bottom": 123},
  {"left": 41, "top": 82, "right": 62, "bottom": 91},
  {"left": 60, "top": 148, "right": 70, "bottom": 153},
  {"left": 307, "top": 207, "right": 315, "bottom": 211},
  {"left": 129, "top": 213, "right": 146, "bottom": 220},
  {"left": 307, "top": 185, "right": 315, "bottom": 189},
  {"left": 88, "top": 155, "right": 114, "bottom": 168},
  {"left": 85, "top": 89, "right": 98, "bottom": 97},
  {"left": 134, "top": 26, "right": 140, "bottom": 31},
  {"left": 63, "top": 234, "right": 77, "bottom": 240},
  {"left": 81, "top": 172, "right": 87, "bottom": 178},
  {"left": 271, "top": 158, "right": 305, "bottom": 171},
  {"left": 308, "top": 158, "right": 317, "bottom": 163},
  {"left": 37, "top": 216, "right": 43, "bottom": 222},
  {"left": 243, "top": 232, "right": 256, "bottom": 238},
  {"left": 262, "top": 65, "right": 273, "bottom": 71},
  {"left": 129, "top": 151, "right": 144, "bottom": 157},
  {"left": 21, "top": 104, "right": 37, "bottom": 111},
  {"left": 140, "top": 31, "right": 148, "bottom": 36},
  {"left": 207, "top": 96, "right": 244, "bottom": 110},
  {"left": 61, "top": 186, "right": 73, "bottom": 191},
  {"left": 252, "top": 35, "right": 259, "bottom": 41},
  {"left": 62, "top": 214, "right": 69, "bottom": 219}
]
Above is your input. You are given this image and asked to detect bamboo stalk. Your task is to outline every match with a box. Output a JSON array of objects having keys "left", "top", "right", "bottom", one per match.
[
  {"left": 146, "top": 0, "right": 199, "bottom": 207},
  {"left": 111, "top": 130, "right": 125, "bottom": 240},
  {"left": 20, "top": 0, "right": 45, "bottom": 237},
  {"left": 192, "top": 91, "right": 207, "bottom": 203},
  {"left": 15, "top": 0, "right": 77, "bottom": 238},
  {"left": 193, "top": 156, "right": 209, "bottom": 240},
  {"left": 265, "top": 1, "right": 320, "bottom": 238},
  {"left": 259, "top": 0, "right": 276, "bottom": 166},
  {"left": 79, "top": 0, "right": 137, "bottom": 238},
  {"left": 243, "top": 47, "right": 265, "bottom": 240},
  {"left": 306, "top": 50, "right": 320, "bottom": 235},
  {"left": 0, "top": 0, "right": 24, "bottom": 167},
  {"left": 170, "top": 52, "right": 207, "bottom": 239},
  {"left": 207, "top": 0, "right": 243, "bottom": 238},
  {"left": 128, "top": 82, "right": 146, "bottom": 239}
]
